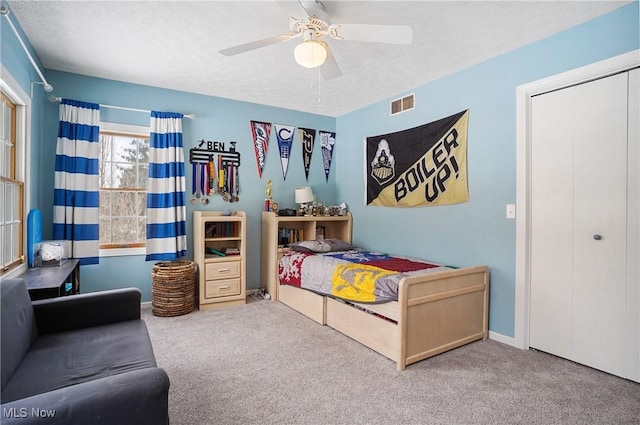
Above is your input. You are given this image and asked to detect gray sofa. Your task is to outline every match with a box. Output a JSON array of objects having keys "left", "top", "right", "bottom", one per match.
[{"left": 1, "top": 278, "right": 170, "bottom": 425}]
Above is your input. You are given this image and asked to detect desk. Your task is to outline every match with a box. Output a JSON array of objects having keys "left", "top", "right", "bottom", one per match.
[{"left": 15, "top": 259, "right": 80, "bottom": 300}]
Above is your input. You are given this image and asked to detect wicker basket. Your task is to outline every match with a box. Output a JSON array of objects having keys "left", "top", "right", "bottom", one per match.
[{"left": 151, "top": 260, "right": 196, "bottom": 317}]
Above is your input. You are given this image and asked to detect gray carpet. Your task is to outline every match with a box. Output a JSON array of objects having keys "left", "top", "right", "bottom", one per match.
[{"left": 142, "top": 299, "right": 640, "bottom": 425}]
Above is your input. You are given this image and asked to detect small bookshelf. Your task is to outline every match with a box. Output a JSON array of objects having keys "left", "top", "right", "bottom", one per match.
[{"left": 193, "top": 211, "right": 246, "bottom": 310}]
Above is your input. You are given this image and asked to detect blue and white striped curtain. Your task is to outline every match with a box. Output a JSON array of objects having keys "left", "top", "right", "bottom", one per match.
[
  {"left": 53, "top": 99, "right": 101, "bottom": 265},
  {"left": 146, "top": 111, "right": 187, "bottom": 261}
]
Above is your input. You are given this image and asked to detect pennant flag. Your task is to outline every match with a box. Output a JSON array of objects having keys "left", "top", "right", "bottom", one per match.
[
  {"left": 299, "top": 127, "right": 316, "bottom": 181},
  {"left": 366, "top": 110, "right": 469, "bottom": 207},
  {"left": 250, "top": 120, "right": 272, "bottom": 178},
  {"left": 275, "top": 124, "right": 295, "bottom": 180},
  {"left": 319, "top": 130, "right": 336, "bottom": 182}
]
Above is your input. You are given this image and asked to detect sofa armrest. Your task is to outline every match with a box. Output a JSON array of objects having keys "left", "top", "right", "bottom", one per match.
[
  {"left": 32, "top": 288, "right": 142, "bottom": 334},
  {"left": 0, "top": 368, "right": 169, "bottom": 425}
]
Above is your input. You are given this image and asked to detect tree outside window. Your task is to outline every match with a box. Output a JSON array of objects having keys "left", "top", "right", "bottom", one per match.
[{"left": 99, "top": 131, "right": 149, "bottom": 248}]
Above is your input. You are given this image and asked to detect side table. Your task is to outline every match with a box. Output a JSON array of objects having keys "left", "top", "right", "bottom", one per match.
[{"left": 13, "top": 259, "right": 80, "bottom": 300}]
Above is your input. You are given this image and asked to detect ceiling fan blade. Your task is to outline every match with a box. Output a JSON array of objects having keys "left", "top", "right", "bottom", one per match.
[
  {"left": 329, "top": 24, "right": 413, "bottom": 45},
  {"left": 275, "top": 0, "right": 310, "bottom": 19},
  {"left": 320, "top": 43, "right": 341, "bottom": 80},
  {"left": 219, "top": 33, "right": 296, "bottom": 56}
]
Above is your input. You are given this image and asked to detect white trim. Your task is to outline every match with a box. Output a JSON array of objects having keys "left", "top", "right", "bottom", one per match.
[
  {"left": 99, "top": 247, "right": 146, "bottom": 257},
  {"left": 514, "top": 50, "right": 640, "bottom": 350},
  {"left": 489, "top": 331, "right": 516, "bottom": 347},
  {"left": 1, "top": 65, "right": 31, "bottom": 277}
]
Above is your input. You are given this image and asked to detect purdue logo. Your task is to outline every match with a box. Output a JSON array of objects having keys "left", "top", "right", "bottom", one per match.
[{"left": 371, "top": 139, "right": 395, "bottom": 185}]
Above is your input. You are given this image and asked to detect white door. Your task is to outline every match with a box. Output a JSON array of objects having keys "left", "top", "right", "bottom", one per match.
[{"left": 529, "top": 71, "right": 636, "bottom": 379}]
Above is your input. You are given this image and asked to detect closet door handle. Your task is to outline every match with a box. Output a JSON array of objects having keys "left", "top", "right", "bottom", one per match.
[{"left": 593, "top": 234, "right": 602, "bottom": 241}]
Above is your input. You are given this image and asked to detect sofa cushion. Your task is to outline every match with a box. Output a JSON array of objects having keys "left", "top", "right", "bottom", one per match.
[
  {"left": 1, "top": 279, "right": 38, "bottom": 392},
  {"left": 1, "top": 319, "right": 156, "bottom": 403}
]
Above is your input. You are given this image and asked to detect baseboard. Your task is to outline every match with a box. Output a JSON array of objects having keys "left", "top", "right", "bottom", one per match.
[{"left": 489, "top": 331, "right": 517, "bottom": 347}]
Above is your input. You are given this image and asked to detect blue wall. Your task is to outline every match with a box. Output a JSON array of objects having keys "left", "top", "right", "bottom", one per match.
[
  {"left": 0, "top": 7, "right": 48, "bottom": 214},
  {"left": 39, "top": 71, "right": 336, "bottom": 300},
  {"left": 2, "top": 2, "right": 638, "bottom": 338},
  {"left": 335, "top": 2, "right": 639, "bottom": 338}
]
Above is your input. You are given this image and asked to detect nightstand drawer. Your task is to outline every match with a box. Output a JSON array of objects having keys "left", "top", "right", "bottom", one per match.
[
  {"left": 205, "top": 278, "right": 241, "bottom": 298},
  {"left": 205, "top": 261, "right": 240, "bottom": 279}
]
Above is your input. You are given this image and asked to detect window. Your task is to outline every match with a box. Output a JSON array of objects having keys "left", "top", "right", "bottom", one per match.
[
  {"left": 0, "top": 91, "right": 24, "bottom": 275},
  {"left": 99, "top": 122, "right": 150, "bottom": 256}
]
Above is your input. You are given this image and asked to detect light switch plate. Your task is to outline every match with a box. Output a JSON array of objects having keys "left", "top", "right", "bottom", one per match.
[{"left": 506, "top": 204, "right": 516, "bottom": 219}]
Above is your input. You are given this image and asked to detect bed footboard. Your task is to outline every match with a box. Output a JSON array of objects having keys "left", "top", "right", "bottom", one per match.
[{"left": 397, "top": 266, "right": 489, "bottom": 370}]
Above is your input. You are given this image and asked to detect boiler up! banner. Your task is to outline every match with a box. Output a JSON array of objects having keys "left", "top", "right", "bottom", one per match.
[{"left": 366, "top": 110, "right": 469, "bottom": 207}]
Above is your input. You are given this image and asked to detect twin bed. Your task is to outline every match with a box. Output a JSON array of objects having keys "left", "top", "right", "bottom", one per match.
[{"left": 272, "top": 236, "right": 490, "bottom": 371}]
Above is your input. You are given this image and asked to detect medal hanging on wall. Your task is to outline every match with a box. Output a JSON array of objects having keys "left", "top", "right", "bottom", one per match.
[
  {"left": 200, "top": 162, "right": 209, "bottom": 204},
  {"left": 191, "top": 162, "right": 198, "bottom": 204},
  {"left": 230, "top": 162, "right": 239, "bottom": 202},
  {"left": 208, "top": 156, "right": 216, "bottom": 194}
]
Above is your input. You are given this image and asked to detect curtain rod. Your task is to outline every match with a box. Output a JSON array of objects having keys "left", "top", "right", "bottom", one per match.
[
  {"left": 48, "top": 96, "right": 196, "bottom": 120},
  {"left": 1, "top": 5, "right": 53, "bottom": 93}
]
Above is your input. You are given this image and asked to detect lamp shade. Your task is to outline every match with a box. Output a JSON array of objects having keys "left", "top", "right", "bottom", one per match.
[
  {"left": 295, "top": 186, "right": 314, "bottom": 204},
  {"left": 294, "top": 41, "right": 327, "bottom": 69}
]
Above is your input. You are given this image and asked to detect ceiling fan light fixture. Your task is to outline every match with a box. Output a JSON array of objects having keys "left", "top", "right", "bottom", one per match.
[{"left": 294, "top": 40, "right": 327, "bottom": 68}]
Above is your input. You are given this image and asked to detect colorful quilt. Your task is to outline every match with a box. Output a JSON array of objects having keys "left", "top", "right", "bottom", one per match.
[{"left": 278, "top": 249, "right": 451, "bottom": 303}]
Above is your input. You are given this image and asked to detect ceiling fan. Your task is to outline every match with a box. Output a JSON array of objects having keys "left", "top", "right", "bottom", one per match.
[{"left": 218, "top": 0, "right": 413, "bottom": 80}]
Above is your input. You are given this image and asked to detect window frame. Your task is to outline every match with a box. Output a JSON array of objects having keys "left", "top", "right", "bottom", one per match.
[
  {"left": 98, "top": 121, "right": 150, "bottom": 258},
  {"left": 0, "top": 66, "right": 30, "bottom": 277}
]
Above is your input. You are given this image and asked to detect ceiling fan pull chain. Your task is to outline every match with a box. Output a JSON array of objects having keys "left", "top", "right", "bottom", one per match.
[{"left": 317, "top": 67, "right": 322, "bottom": 106}]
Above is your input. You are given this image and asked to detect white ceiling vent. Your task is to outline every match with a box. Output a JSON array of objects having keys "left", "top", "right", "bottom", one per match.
[{"left": 390, "top": 93, "right": 415, "bottom": 115}]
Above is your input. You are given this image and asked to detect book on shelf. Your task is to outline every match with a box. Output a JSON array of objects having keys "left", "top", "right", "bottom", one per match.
[
  {"left": 278, "top": 227, "right": 304, "bottom": 246},
  {"left": 223, "top": 247, "right": 240, "bottom": 255},
  {"left": 207, "top": 247, "right": 226, "bottom": 257},
  {"left": 205, "top": 221, "right": 238, "bottom": 238}
]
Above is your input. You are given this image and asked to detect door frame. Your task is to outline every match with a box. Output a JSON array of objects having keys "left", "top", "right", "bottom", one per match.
[{"left": 514, "top": 49, "right": 639, "bottom": 349}]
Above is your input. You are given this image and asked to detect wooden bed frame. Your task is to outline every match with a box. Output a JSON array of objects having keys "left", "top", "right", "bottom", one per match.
[
  {"left": 261, "top": 211, "right": 489, "bottom": 370},
  {"left": 277, "top": 264, "right": 489, "bottom": 370}
]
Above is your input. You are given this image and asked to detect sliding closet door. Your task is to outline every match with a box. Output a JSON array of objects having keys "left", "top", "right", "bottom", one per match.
[{"left": 530, "top": 72, "right": 630, "bottom": 378}]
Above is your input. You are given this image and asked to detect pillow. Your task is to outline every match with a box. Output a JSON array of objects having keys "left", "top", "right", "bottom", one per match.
[
  {"left": 289, "top": 238, "right": 354, "bottom": 253},
  {"left": 289, "top": 240, "right": 330, "bottom": 253},
  {"left": 323, "top": 238, "right": 354, "bottom": 252}
]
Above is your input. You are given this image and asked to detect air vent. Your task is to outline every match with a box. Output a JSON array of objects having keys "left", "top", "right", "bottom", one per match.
[{"left": 390, "top": 93, "right": 415, "bottom": 115}]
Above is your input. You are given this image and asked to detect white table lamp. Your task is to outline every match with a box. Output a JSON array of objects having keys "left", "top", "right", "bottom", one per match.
[{"left": 295, "top": 187, "right": 314, "bottom": 215}]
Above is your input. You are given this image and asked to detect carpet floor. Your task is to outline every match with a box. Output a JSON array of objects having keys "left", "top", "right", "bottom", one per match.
[{"left": 142, "top": 299, "right": 640, "bottom": 425}]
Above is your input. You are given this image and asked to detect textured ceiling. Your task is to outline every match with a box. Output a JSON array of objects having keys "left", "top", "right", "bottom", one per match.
[{"left": 6, "top": 1, "right": 630, "bottom": 117}]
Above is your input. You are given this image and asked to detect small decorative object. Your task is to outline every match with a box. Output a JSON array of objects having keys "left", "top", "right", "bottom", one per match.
[
  {"left": 34, "top": 240, "right": 70, "bottom": 267},
  {"left": 328, "top": 206, "right": 341, "bottom": 216},
  {"left": 295, "top": 186, "right": 314, "bottom": 216},
  {"left": 271, "top": 202, "right": 279, "bottom": 215},
  {"left": 278, "top": 208, "right": 296, "bottom": 216},
  {"left": 265, "top": 179, "right": 273, "bottom": 212}
]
